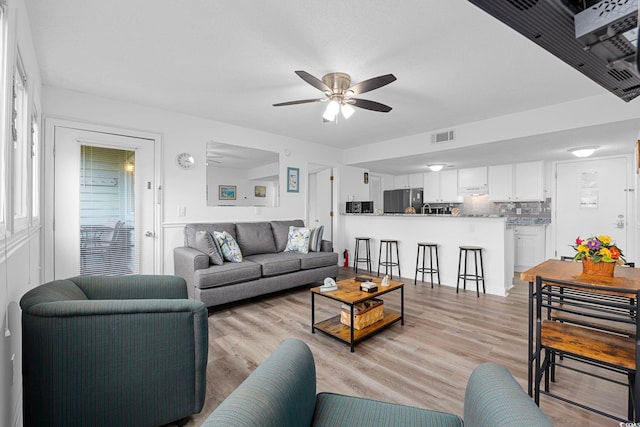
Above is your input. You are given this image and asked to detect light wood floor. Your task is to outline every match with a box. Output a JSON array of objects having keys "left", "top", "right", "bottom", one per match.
[{"left": 183, "top": 267, "right": 627, "bottom": 426}]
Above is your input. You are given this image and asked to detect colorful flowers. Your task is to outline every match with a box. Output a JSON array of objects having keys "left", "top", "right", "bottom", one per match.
[{"left": 571, "top": 234, "right": 625, "bottom": 264}]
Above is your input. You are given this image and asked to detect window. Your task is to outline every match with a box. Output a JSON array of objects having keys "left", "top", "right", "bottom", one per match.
[
  {"left": 31, "top": 108, "right": 39, "bottom": 224},
  {"left": 0, "top": 1, "right": 7, "bottom": 232},
  {"left": 12, "top": 52, "right": 28, "bottom": 230},
  {"left": 79, "top": 145, "right": 137, "bottom": 275}
]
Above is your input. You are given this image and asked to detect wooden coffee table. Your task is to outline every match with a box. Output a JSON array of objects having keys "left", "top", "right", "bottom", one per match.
[{"left": 310, "top": 277, "right": 404, "bottom": 352}]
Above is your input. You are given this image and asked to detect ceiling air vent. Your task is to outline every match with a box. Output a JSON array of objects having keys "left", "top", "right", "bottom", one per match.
[{"left": 431, "top": 130, "right": 455, "bottom": 144}]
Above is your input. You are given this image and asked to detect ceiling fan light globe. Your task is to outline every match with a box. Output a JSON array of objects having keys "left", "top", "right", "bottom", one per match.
[
  {"left": 341, "top": 103, "right": 355, "bottom": 119},
  {"left": 323, "top": 100, "right": 340, "bottom": 121}
]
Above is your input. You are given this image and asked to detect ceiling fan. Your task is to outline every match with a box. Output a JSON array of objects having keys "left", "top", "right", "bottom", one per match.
[{"left": 273, "top": 71, "right": 396, "bottom": 122}]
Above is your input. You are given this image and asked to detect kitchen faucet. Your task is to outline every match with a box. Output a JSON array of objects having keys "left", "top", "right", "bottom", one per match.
[{"left": 421, "top": 203, "right": 431, "bottom": 215}]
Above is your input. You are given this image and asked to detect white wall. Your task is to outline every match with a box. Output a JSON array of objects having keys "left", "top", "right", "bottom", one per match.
[
  {"left": 1, "top": 0, "right": 42, "bottom": 425},
  {"left": 41, "top": 86, "right": 343, "bottom": 275}
]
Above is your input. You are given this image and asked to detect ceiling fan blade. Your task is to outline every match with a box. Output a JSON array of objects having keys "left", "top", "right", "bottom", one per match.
[
  {"left": 295, "top": 70, "right": 331, "bottom": 92},
  {"left": 272, "top": 98, "right": 325, "bottom": 107},
  {"left": 348, "top": 74, "right": 396, "bottom": 95},
  {"left": 351, "top": 98, "right": 393, "bottom": 112}
]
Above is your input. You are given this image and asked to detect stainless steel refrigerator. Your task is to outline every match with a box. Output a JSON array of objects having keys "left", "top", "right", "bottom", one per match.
[{"left": 383, "top": 189, "right": 423, "bottom": 213}]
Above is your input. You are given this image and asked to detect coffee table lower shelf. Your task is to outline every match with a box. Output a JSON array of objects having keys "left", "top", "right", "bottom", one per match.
[{"left": 313, "top": 311, "right": 401, "bottom": 348}]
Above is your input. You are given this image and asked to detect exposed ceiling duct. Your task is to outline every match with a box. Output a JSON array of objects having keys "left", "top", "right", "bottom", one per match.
[{"left": 468, "top": 0, "right": 639, "bottom": 102}]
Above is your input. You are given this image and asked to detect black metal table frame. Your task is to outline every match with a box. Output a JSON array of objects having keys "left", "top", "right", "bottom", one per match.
[{"left": 311, "top": 284, "right": 404, "bottom": 352}]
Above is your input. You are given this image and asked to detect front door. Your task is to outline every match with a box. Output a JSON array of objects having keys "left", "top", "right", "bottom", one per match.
[
  {"left": 53, "top": 126, "right": 157, "bottom": 278},
  {"left": 555, "top": 156, "right": 631, "bottom": 261}
]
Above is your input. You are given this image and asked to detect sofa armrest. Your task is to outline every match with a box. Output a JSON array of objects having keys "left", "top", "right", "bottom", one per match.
[
  {"left": 463, "top": 363, "right": 553, "bottom": 427},
  {"left": 174, "top": 246, "right": 210, "bottom": 296},
  {"left": 69, "top": 274, "right": 188, "bottom": 300},
  {"left": 202, "top": 338, "right": 317, "bottom": 426},
  {"left": 320, "top": 239, "right": 333, "bottom": 252}
]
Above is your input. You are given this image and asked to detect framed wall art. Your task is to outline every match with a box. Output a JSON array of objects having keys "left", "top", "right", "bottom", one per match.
[
  {"left": 218, "top": 185, "right": 237, "bottom": 200},
  {"left": 287, "top": 167, "right": 299, "bottom": 193},
  {"left": 255, "top": 185, "right": 266, "bottom": 197}
]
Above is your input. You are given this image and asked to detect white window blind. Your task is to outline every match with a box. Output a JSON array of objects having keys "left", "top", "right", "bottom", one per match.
[
  {"left": 79, "top": 145, "right": 138, "bottom": 275},
  {"left": 12, "top": 54, "right": 28, "bottom": 228}
]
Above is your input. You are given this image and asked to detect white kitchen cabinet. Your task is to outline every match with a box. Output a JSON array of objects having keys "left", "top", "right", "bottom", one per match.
[
  {"left": 514, "top": 226, "right": 546, "bottom": 271},
  {"left": 488, "top": 161, "right": 545, "bottom": 201},
  {"left": 409, "top": 173, "right": 423, "bottom": 188},
  {"left": 458, "top": 166, "right": 487, "bottom": 194},
  {"left": 394, "top": 173, "right": 423, "bottom": 189},
  {"left": 488, "top": 164, "right": 512, "bottom": 201},
  {"left": 423, "top": 170, "right": 460, "bottom": 203},
  {"left": 514, "top": 161, "right": 545, "bottom": 201},
  {"left": 393, "top": 175, "right": 409, "bottom": 189}
]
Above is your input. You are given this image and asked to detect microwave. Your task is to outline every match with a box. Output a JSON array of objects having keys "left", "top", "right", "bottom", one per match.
[{"left": 346, "top": 201, "right": 374, "bottom": 214}]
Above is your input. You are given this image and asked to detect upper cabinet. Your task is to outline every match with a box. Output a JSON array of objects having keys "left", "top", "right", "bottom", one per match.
[
  {"left": 457, "top": 166, "right": 488, "bottom": 195},
  {"left": 393, "top": 173, "right": 423, "bottom": 189},
  {"left": 488, "top": 161, "right": 545, "bottom": 202},
  {"left": 423, "top": 169, "right": 461, "bottom": 203},
  {"left": 409, "top": 173, "right": 424, "bottom": 188}
]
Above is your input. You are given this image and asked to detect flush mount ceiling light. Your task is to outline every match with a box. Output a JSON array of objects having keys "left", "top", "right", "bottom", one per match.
[
  {"left": 427, "top": 164, "right": 445, "bottom": 172},
  {"left": 568, "top": 146, "right": 599, "bottom": 158}
]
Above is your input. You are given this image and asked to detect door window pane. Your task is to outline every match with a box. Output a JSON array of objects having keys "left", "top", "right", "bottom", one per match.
[{"left": 79, "top": 145, "right": 137, "bottom": 275}]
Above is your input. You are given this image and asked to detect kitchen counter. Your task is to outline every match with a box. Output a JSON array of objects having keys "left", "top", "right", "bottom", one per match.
[
  {"left": 343, "top": 212, "right": 551, "bottom": 225},
  {"left": 341, "top": 214, "right": 514, "bottom": 296}
]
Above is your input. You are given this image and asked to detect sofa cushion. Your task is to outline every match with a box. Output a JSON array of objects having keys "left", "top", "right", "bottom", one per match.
[
  {"left": 284, "top": 226, "right": 311, "bottom": 254},
  {"left": 271, "top": 220, "right": 305, "bottom": 252},
  {"left": 193, "top": 262, "right": 262, "bottom": 289},
  {"left": 243, "top": 253, "right": 301, "bottom": 277},
  {"left": 235, "top": 222, "right": 277, "bottom": 256},
  {"left": 309, "top": 225, "right": 324, "bottom": 252},
  {"left": 185, "top": 223, "right": 236, "bottom": 248},
  {"left": 299, "top": 251, "right": 339, "bottom": 270},
  {"left": 214, "top": 231, "right": 243, "bottom": 263},
  {"left": 313, "top": 392, "right": 463, "bottom": 427},
  {"left": 195, "top": 231, "right": 224, "bottom": 265}
]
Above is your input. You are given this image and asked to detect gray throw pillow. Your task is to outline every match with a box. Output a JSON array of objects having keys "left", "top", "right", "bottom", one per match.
[
  {"left": 195, "top": 230, "right": 224, "bottom": 265},
  {"left": 309, "top": 225, "right": 324, "bottom": 252}
]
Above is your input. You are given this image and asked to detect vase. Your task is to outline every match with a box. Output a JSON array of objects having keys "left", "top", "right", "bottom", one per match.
[{"left": 581, "top": 257, "right": 615, "bottom": 277}]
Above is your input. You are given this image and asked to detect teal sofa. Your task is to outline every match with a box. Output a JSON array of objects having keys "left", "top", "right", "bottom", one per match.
[
  {"left": 20, "top": 275, "right": 208, "bottom": 427},
  {"left": 203, "top": 338, "right": 553, "bottom": 427}
]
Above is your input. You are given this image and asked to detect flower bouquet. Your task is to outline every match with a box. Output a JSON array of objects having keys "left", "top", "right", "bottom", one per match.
[{"left": 571, "top": 234, "right": 625, "bottom": 276}]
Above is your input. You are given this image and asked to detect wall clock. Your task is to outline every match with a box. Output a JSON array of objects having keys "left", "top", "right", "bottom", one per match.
[{"left": 175, "top": 153, "right": 195, "bottom": 169}]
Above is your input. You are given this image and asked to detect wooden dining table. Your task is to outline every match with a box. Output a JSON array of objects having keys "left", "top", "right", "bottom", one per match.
[{"left": 520, "top": 259, "right": 640, "bottom": 397}]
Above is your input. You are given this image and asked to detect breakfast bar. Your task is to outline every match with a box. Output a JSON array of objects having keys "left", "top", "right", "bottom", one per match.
[{"left": 341, "top": 214, "right": 514, "bottom": 296}]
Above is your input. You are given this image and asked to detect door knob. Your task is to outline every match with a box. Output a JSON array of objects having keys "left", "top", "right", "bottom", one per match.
[{"left": 145, "top": 231, "right": 154, "bottom": 237}]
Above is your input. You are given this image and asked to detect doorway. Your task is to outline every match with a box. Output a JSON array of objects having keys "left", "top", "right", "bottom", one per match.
[
  {"left": 52, "top": 125, "right": 159, "bottom": 278},
  {"left": 554, "top": 156, "right": 632, "bottom": 262},
  {"left": 308, "top": 165, "right": 334, "bottom": 245}
]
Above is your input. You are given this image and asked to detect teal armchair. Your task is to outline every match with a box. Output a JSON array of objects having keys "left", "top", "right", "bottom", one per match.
[{"left": 21, "top": 275, "right": 208, "bottom": 427}]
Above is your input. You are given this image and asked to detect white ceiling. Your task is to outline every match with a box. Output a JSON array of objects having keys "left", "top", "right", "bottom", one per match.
[{"left": 25, "top": 0, "right": 640, "bottom": 174}]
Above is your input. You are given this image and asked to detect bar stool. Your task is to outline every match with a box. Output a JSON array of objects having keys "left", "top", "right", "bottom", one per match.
[
  {"left": 415, "top": 242, "right": 440, "bottom": 287},
  {"left": 354, "top": 237, "right": 372, "bottom": 274},
  {"left": 457, "top": 246, "right": 485, "bottom": 297},
  {"left": 378, "top": 239, "right": 401, "bottom": 279}
]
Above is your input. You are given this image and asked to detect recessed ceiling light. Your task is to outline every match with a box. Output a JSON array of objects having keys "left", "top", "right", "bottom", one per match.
[
  {"left": 427, "top": 164, "right": 445, "bottom": 172},
  {"left": 568, "top": 146, "right": 599, "bottom": 158}
]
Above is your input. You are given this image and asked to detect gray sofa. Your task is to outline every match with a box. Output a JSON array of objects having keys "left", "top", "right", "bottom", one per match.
[
  {"left": 203, "top": 338, "right": 553, "bottom": 427},
  {"left": 20, "top": 275, "right": 208, "bottom": 427},
  {"left": 174, "top": 220, "right": 338, "bottom": 308}
]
